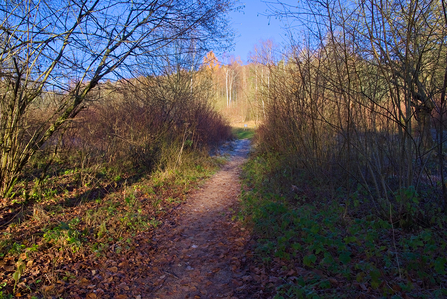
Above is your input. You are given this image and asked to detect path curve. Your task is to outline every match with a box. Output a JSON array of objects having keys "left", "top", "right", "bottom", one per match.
[{"left": 144, "top": 139, "right": 252, "bottom": 298}]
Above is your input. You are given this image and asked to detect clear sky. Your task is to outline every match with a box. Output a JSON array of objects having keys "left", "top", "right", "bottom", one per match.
[{"left": 224, "top": 0, "right": 291, "bottom": 64}]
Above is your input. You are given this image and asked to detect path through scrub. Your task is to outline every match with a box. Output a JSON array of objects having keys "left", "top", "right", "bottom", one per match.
[{"left": 142, "top": 139, "right": 252, "bottom": 298}]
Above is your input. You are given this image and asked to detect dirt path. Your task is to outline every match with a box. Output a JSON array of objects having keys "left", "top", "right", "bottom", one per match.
[{"left": 141, "top": 139, "right": 252, "bottom": 298}]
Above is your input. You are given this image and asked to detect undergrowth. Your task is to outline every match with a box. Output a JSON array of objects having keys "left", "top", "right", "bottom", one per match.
[
  {"left": 0, "top": 149, "right": 226, "bottom": 297},
  {"left": 241, "top": 152, "right": 447, "bottom": 298}
]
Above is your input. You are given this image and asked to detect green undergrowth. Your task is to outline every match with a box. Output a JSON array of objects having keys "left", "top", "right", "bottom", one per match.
[
  {"left": 241, "top": 153, "right": 447, "bottom": 298},
  {"left": 232, "top": 127, "right": 255, "bottom": 140},
  {"left": 0, "top": 149, "right": 226, "bottom": 297}
]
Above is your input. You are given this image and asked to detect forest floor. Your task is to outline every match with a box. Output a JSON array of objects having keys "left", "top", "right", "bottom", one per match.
[
  {"left": 62, "top": 138, "right": 256, "bottom": 299},
  {"left": 1, "top": 137, "right": 278, "bottom": 299}
]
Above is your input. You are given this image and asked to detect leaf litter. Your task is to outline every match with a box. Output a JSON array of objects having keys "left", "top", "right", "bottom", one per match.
[{"left": 0, "top": 139, "right": 261, "bottom": 298}]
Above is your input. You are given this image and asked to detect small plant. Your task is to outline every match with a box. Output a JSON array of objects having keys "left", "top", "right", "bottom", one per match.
[
  {"left": 43, "top": 221, "right": 82, "bottom": 251},
  {"left": 8, "top": 243, "right": 25, "bottom": 255},
  {"left": 97, "top": 221, "right": 108, "bottom": 238},
  {"left": 0, "top": 291, "right": 12, "bottom": 299},
  {"left": 13, "top": 260, "right": 25, "bottom": 293},
  {"left": 148, "top": 219, "right": 161, "bottom": 228},
  {"left": 62, "top": 271, "right": 76, "bottom": 282},
  {"left": 0, "top": 282, "right": 9, "bottom": 298},
  {"left": 124, "top": 193, "right": 136, "bottom": 207}
]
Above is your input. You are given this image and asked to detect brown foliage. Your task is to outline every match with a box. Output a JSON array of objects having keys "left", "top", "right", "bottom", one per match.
[{"left": 47, "top": 72, "right": 231, "bottom": 173}]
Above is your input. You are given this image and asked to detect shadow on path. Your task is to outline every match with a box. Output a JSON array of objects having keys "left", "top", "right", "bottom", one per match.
[{"left": 138, "top": 139, "right": 252, "bottom": 298}]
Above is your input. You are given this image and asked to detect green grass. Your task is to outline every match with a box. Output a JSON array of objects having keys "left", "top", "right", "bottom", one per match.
[
  {"left": 241, "top": 153, "right": 447, "bottom": 298},
  {"left": 232, "top": 127, "right": 255, "bottom": 139}
]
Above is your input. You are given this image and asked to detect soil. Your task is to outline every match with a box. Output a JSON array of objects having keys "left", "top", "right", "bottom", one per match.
[{"left": 140, "top": 138, "right": 253, "bottom": 298}]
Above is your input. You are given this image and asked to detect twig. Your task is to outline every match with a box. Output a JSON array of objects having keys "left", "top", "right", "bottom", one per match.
[
  {"left": 164, "top": 270, "right": 179, "bottom": 279},
  {"left": 390, "top": 203, "right": 402, "bottom": 278},
  {"left": 150, "top": 275, "right": 168, "bottom": 293}
]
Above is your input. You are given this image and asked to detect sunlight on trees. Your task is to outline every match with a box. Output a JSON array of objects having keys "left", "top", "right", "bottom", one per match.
[
  {"left": 255, "top": 0, "right": 447, "bottom": 219},
  {"left": 0, "top": 0, "right": 234, "bottom": 198},
  {"left": 201, "top": 40, "right": 281, "bottom": 125}
]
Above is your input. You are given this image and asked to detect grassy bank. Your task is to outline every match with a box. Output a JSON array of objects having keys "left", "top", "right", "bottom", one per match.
[
  {"left": 241, "top": 152, "right": 447, "bottom": 298},
  {"left": 0, "top": 150, "right": 227, "bottom": 298}
]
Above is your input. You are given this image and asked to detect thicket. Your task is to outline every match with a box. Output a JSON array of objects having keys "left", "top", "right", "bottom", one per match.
[
  {"left": 52, "top": 72, "right": 231, "bottom": 176},
  {"left": 257, "top": 0, "right": 447, "bottom": 228},
  {"left": 242, "top": 0, "right": 447, "bottom": 297},
  {"left": 0, "top": 71, "right": 232, "bottom": 299}
]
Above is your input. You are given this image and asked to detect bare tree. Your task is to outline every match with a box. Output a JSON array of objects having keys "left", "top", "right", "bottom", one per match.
[
  {"left": 0, "top": 0, "right": 234, "bottom": 199},
  {"left": 262, "top": 0, "right": 447, "bottom": 218}
]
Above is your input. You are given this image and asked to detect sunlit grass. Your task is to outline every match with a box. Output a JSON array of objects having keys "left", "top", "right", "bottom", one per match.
[
  {"left": 232, "top": 127, "right": 255, "bottom": 140},
  {"left": 231, "top": 121, "right": 257, "bottom": 139}
]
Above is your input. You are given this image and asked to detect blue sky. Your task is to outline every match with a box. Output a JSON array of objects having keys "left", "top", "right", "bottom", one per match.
[{"left": 224, "top": 0, "right": 292, "bottom": 63}]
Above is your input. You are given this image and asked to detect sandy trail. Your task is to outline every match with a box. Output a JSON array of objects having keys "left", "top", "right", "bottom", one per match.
[{"left": 143, "top": 139, "right": 252, "bottom": 298}]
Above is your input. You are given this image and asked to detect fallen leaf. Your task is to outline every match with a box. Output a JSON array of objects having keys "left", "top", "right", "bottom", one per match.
[
  {"left": 79, "top": 278, "right": 90, "bottom": 286},
  {"left": 117, "top": 282, "right": 130, "bottom": 290},
  {"left": 42, "top": 284, "right": 55, "bottom": 292}
]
